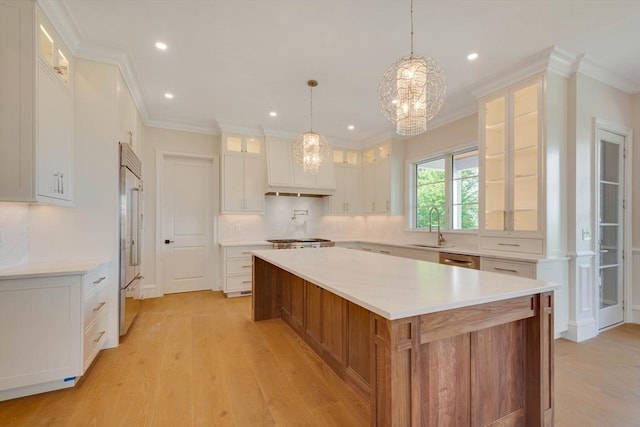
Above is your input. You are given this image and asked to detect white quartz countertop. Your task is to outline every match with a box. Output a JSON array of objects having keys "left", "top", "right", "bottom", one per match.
[
  {"left": 252, "top": 247, "right": 559, "bottom": 320},
  {"left": 0, "top": 260, "right": 109, "bottom": 280}
]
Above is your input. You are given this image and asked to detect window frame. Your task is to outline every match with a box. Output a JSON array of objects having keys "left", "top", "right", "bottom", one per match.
[{"left": 409, "top": 146, "right": 479, "bottom": 232}]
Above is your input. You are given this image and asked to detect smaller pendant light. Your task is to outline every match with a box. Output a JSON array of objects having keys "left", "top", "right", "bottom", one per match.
[{"left": 292, "top": 80, "right": 330, "bottom": 174}]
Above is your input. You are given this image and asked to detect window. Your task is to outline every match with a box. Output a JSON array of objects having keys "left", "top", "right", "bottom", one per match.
[{"left": 414, "top": 148, "right": 478, "bottom": 231}]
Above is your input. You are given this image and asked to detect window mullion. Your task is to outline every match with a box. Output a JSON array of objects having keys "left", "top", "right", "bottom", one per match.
[{"left": 445, "top": 154, "right": 452, "bottom": 230}]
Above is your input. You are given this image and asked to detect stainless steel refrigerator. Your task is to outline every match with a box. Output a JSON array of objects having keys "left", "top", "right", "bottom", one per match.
[{"left": 119, "top": 142, "right": 143, "bottom": 335}]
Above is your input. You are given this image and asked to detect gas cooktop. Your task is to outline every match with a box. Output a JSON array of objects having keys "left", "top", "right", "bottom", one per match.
[{"left": 267, "top": 238, "right": 334, "bottom": 249}]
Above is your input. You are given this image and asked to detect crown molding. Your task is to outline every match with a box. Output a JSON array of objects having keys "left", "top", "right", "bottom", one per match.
[
  {"left": 217, "top": 122, "right": 264, "bottom": 137},
  {"left": 574, "top": 54, "right": 639, "bottom": 94},
  {"left": 261, "top": 127, "right": 298, "bottom": 140},
  {"left": 472, "top": 47, "right": 556, "bottom": 99},
  {"left": 146, "top": 119, "right": 219, "bottom": 136}
]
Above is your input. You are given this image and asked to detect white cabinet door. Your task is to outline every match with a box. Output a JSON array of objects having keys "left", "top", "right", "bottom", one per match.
[
  {"left": 244, "top": 155, "right": 264, "bottom": 212},
  {"left": 222, "top": 154, "right": 246, "bottom": 212},
  {"left": 361, "top": 164, "right": 376, "bottom": 214},
  {"left": 36, "top": 61, "right": 73, "bottom": 202},
  {"left": 0, "top": 277, "right": 82, "bottom": 393},
  {"left": 343, "top": 166, "right": 361, "bottom": 213},
  {"left": 375, "top": 157, "right": 391, "bottom": 213}
]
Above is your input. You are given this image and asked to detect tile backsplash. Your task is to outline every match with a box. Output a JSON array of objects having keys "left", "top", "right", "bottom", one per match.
[{"left": 0, "top": 203, "right": 30, "bottom": 267}]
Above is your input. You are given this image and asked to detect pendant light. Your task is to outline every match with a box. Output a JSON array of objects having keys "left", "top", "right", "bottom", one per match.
[
  {"left": 292, "top": 80, "right": 330, "bottom": 174},
  {"left": 378, "top": 0, "right": 446, "bottom": 136}
]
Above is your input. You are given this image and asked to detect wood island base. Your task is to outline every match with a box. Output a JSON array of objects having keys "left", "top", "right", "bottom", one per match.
[{"left": 253, "top": 256, "right": 554, "bottom": 427}]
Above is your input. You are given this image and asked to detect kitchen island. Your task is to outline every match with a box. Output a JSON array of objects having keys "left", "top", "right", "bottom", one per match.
[{"left": 252, "top": 247, "right": 557, "bottom": 427}]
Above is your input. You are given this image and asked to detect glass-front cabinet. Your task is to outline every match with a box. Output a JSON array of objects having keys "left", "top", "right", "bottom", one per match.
[{"left": 481, "top": 77, "right": 541, "bottom": 237}]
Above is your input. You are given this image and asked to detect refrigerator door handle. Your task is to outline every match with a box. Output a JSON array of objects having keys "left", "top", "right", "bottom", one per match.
[{"left": 131, "top": 187, "right": 142, "bottom": 266}]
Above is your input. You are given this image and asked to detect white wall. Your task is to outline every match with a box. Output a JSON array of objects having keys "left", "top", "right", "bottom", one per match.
[
  {"left": 0, "top": 203, "right": 29, "bottom": 267},
  {"left": 631, "top": 92, "right": 640, "bottom": 323},
  {"left": 142, "top": 126, "right": 218, "bottom": 296},
  {"left": 405, "top": 114, "right": 478, "bottom": 162}
]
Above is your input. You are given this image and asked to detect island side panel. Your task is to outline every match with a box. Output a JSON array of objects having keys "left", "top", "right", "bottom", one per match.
[{"left": 252, "top": 256, "right": 281, "bottom": 321}]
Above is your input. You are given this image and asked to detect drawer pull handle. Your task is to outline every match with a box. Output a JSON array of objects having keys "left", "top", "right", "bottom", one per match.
[
  {"left": 443, "top": 258, "right": 472, "bottom": 266},
  {"left": 93, "top": 276, "right": 106, "bottom": 284},
  {"left": 93, "top": 301, "right": 106, "bottom": 312},
  {"left": 362, "top": 248, "right": 372, "bottom": 252},
  {"left": 242, "top": 265, "right": 252, "bottom": 268},
  {"left": 497, "top": 243, "right": 520, "bottom": 247},
  {"left": 242, "top": 280, "right": 252, "bottom": 284},
  {"left": 241, "top": 252, "right": 252, "bottom": 255},
  {"left": 94, "top": 331, "right": 106, "bottom": 343},
  {"left": 493, "top": 267, "right": 519, "bottom": 273},
  {"left": 380, "top": 250, "right": 391, "bottom": 254}
]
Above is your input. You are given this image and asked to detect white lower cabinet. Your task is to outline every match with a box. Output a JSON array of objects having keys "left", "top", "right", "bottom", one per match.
[
  {"left": 0, "top": 262, "right": 109, "bottom": 401},
  {"left": 222, "top": 245, "right": 271, "bottom": 296}
]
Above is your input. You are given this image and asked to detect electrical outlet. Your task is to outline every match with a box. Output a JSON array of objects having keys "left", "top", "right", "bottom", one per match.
[{"left": 582, "top": 228, "right": 591, "bottom": 240}]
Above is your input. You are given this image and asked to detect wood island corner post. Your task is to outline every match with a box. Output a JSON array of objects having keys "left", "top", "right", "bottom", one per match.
[
  {"left": 371, "top": 314, "right": 421, "bottom": 427},
  {"left": 525, "top": 291, "right": 555, "bottom": 427}
]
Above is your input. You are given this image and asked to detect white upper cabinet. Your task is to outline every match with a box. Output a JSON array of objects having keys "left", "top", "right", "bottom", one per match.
[
  {"left": 0, "top": 1, "right": 74, "bottom": 205},
  {"left": 221, "top": 134, "right": 265, "bottom": 213},
  {"left": 326, "top": 149, "right": 361, "bottom": 214},
  {"left": 479, "top": 74, "right": 566, "bottom": 256},
  {"left": 361, "top": 141, "right": 404, "bottom": 215},
  {"left": 265, "top": 137, "right": 336, "bottom": 195}
]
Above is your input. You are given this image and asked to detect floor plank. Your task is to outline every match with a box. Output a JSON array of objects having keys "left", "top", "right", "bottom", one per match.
[{"left": 1, "top": 292, "right": 637, "bottom": 426}]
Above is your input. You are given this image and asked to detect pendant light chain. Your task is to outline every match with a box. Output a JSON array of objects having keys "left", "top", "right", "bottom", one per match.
[
  {"left": 410, "top": 0, "right": 414, "bottom": 55},
  {"left": 309, "top": 86, "right": 314, "bottom": 132}
]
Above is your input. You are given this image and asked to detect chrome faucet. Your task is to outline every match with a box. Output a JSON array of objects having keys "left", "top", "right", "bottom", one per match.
[{"left": 428, "top": 207, "right": 446, "bottom": 246}]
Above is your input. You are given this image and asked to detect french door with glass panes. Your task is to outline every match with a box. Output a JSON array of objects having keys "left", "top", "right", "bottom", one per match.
[
  {"left": 597, "top": 130, "right": 625, "bottom": 329},
  {"left": 481, "top": 77, "right": 542, "bottom": 236}
]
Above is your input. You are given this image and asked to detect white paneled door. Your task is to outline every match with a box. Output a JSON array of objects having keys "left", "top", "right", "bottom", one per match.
[{"left": 161, "top": 155, "right": 214, "bottom": 294}]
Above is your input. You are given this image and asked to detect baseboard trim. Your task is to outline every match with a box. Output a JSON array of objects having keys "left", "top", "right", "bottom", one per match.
[
  {"left": 562, "top": 319, "right": 598, "bottom": 342},
  {"left": 632, "top": 305, "right": 640, "bottom": 324},
  {"left": 141, "top": 283, "right": 162, "bottom": 299}
]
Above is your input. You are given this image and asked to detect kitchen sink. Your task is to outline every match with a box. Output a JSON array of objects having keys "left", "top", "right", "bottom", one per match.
[{"left": 410, "top": 244, "right": 454, "bottom": 249}]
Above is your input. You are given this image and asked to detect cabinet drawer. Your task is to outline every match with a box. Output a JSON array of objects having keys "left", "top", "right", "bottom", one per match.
[
  {"left": 226, "top": 246, "right": 257, "bottom": 258},
  {"left": 226, "top": 257, "right": 253, "bottom": 274},
  {"left": 226, "top": 274, "right": 252, "bottom": 292},
  {"left": 83, "top": 285, "right": 108, "bottom": 330},
  {"left": 480, "top": 236, "right": 543, "bottom": 254},
  {"left": 83, "top": 310, "right": 108, "bottom": 372},
  {"left": 83, "top": 264, "right": 108, "bottom": 297},
  {"left": 482, "top": 259, "right": 535, "bottom": 279}
]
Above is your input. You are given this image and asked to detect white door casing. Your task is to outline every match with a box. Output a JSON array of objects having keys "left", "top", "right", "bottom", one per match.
[{"left": 160, "top": 155, "right": 214, "bottom": 294}]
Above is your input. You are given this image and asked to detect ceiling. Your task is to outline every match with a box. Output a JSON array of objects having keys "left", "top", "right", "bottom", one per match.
[{"left": 44, "top": 0, "right": 640, "bottom": 147}]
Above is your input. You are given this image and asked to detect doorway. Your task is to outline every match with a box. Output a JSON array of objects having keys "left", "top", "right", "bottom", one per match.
[
  {"left": 596, "top": 128, "right": 628, "bottom": 329},
  {"left": 159, "top": 154, "right": 215, "bottom": 294}
]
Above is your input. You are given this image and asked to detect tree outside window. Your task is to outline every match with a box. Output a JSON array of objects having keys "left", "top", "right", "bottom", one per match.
[{"left": 415, "top": 148, "right": 478, "bottom": 230}]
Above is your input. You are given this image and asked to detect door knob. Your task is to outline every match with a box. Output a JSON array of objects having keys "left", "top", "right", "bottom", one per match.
[{"left": 164, "top": 239, "right": 175, "bottom": 244}]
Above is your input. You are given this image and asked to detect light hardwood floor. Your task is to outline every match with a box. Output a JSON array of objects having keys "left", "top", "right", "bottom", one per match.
[{"left": 0, "top": 291, "right": 638, "bottom": 426}]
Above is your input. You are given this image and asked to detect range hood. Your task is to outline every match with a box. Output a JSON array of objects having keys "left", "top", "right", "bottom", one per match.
[{"left": 265, "top": 137, "right": 336, "bottom": 196}]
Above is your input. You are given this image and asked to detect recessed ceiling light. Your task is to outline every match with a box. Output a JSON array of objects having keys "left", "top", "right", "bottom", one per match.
[
  {"left": 348, "top": 125, "right": 355, "bottom": 130},
  {"left": 155, "top": 41, "right": 168, "bottom": 50},
  {"left": 164, "top": 92, "right": 174, "bottom": 99},
  {"left": 467, "top": 52, "right": 478, "bottom": 61},
  {"left": 269, "top": 111, "right": 277, "bottom": 117}
]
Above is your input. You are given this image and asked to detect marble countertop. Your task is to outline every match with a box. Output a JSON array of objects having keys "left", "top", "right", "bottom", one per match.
[
  {"left": 0, "top": 260, "right": 109, "bottom": 280},
  {"left": 252, "top": 247, "right": 559, "bottom": 320}
]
